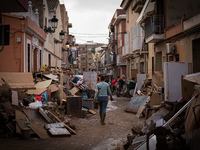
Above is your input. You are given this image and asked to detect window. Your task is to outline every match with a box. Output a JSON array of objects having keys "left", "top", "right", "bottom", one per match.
[
  {"left": 82, "top": 58, "right": 86, "bottom": 61},
  {"left": 45, "top": 17, "right": 47, "bottom": 27},
  {"left": 89, "top": 63, "right": 91, "bottom": 66},
  {"left": 89, "top": 53, "right": 92, "bottom": 55},
  {"left": 88, "top": 48, "right": 91, "bottom": 50},
  {"left": 83, "top": 48, "right": 85, "bottom": 51},
  {"left": 88, "top": 58, "right": 91, "bottom": 60},
  {"left": 82, "top": 53, "right": 86, "bottom": 56},
  {"left": 27, "top": 43, "right": 31, "bottom": 72},
  {"left": 39, "top": 50, "right": 42, "bottom": 69}
]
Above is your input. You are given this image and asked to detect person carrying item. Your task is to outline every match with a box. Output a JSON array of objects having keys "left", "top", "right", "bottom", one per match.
[{"left": 94, "top": 76, "right": 113, "bottom": 125}]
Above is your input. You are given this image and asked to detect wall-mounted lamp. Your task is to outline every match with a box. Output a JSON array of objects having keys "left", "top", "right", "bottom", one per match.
[
  {"left": 54, "top": 38, "right": 62, "bottom": 44},
  {"left": 59, "top": 30, "right": 65, "bottom": 40},
  {"left": 66, "top": 41, "right": 70, "bottom": 49},
  {"left": 44, "top": 16, "right": 58, "bottom": 33}
]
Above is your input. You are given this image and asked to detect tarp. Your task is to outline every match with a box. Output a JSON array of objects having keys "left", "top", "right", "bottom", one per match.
[{"left": 125, "top": 95, "right": 150, "bottom": 113}]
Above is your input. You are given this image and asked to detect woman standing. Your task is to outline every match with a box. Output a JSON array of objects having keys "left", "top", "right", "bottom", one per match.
[{"left": 94, "top": 76, "right": 113, "bottom": 125}]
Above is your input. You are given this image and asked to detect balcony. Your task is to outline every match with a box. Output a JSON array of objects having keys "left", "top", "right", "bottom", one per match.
[
  {"left": 132, "top": 0, "right": 146, "bottom": 13},
  {"left": 164, "top": 23, "right": 183, "bottom": 40},
  {"left": 144, "top": 15, "right": 164, "bottom": 43},
  {"left": 109, "top": 54, "right": 116, "bottom": 65},
  {"left": 117, "top": 55, "right": 126, "bottom": 66}
]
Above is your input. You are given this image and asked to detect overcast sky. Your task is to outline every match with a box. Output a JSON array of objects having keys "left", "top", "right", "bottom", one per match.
[{"left": 60, "top": 0, "right": 123, "bottom": 44}]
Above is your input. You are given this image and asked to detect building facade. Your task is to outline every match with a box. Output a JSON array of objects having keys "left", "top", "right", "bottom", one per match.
[{"left": 77, "top": 42, "right": 104, "bottom": 74}]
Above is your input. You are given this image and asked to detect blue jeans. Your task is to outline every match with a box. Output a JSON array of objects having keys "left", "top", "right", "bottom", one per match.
[{"left": 98, "top": 96, "right": 108, "bottom": 113}]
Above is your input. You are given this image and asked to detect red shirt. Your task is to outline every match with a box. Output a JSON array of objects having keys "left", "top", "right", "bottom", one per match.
[{"left": 112, "top": 79, "right": 116, "bottom": 86}]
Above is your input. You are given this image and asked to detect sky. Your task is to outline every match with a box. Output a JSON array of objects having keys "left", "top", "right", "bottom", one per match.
[{"left": 60, "top": 0, "right": 123, "bottom": 44}]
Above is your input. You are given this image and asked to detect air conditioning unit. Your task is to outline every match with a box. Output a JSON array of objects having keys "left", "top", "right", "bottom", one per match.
[{"left": 166, "top": 43, "right": 176, "bottom": 54}]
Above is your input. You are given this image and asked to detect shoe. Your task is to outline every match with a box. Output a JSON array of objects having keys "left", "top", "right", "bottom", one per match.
[{"left": 101, "top": 113, "right": 106, "bottom": 125}]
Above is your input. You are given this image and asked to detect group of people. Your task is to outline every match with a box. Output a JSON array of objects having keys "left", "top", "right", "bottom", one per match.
[{"left": 94, "top": 75, "right": 136, "bottom": 125}]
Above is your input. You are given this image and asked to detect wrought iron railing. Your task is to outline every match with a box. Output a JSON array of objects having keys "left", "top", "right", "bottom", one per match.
[{"left": 144, "top": 15, "right": 164, "bottom": 38}]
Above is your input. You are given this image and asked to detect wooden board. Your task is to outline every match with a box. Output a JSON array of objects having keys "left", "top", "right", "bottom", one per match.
[
  {"left": 136, "top": 106, "right": 145, "bottom": 118},
  {"left": 29, "top": 124, "right": 50, "bottom": 139},
  {"left": 26, "top": 88, "right": 46, "bottom": 95},
  {"left": 12, "top": 90, "right": 18, "bottom": 106},
  {"left": 22, "top": 108, "right": 46, "bottom": 124},
  {"left": 43, "top": 74, "right": 59, "bottom": 81},
  {"left": 34, "top": 80, "right": 52, "bottom": 88},
  {"left": 88, "top": 109, "right": 96, "bottom": 115},
  {"left": 69, "top": 87, "right": 79, "bottom": 95},
  {"left": 48, "top": 84, "right": 58, "bottom": 93},
  {"left": 15, "top": 110, "right": 28, "bottom": 134},
  {"left": 2, "top": 101, "right": 15, "bottom": 117},
  {"left": 0, "top": 72, "right": 34, "bottom": 88}
]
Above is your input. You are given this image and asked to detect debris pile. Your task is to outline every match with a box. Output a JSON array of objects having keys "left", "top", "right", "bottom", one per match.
[
  {"left": 0, "top": 68, "right": 97, "bottom": 139},
  {"left": 124, "top": 72, "right": 200, "bottom": 150}
]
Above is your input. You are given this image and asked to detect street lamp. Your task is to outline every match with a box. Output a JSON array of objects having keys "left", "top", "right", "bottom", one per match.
[
  {"left": 59, "top": 30, "right": 65, "bottom": 41},
  {"left": 51, "top": 16, "right": 58, "bottom": 30},
  {"left": 66, "top": 41, "right": 70, "bottom": 49},
  {"left": 44, "top": 16, "right": 58, "bottom": 33}
]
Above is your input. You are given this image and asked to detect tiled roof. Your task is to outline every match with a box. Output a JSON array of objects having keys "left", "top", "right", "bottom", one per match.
[{"left": 47, "top": 0, "right": 59, "bottom": 11}]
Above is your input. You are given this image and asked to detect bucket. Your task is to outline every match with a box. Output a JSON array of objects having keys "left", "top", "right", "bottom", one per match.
[{"left": 21, "top": 127, "right": 30, "bottom": 139}]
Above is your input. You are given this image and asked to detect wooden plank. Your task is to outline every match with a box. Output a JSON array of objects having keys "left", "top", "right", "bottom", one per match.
[
  {"left": 88, "top": 109, "right": 96, "bottom": 115},
  {"left": 2, "top": 101, "right": 15, "bottom": 117},
  {"left": 22, "top": 108, "right": 46, "bottom": 124},
  {"left": 48, "top": 111, "right": 76, "bottom": 134},
  {"left": 69, "top": 87, "right": 79, "bottom": 95},
  {"left": 43, "top": 74, "right": 59, "bottom": 81},
  {"left": 26, "top": 88, "right": 46, "bottom": 95},
  {"left": 60, "top": 72, "right": 63, "bottom": 106},
  {"left": 0, "top": 72, "right": 34, "bottom": 88},
  {"left": 12, "top": 90, "right": 18, "bottom": 106},
  {"left": 136, "top": 106, "right": 145, "bottom": 118},
  {"left": 29, "top": 124, "right": 50, "bottom": 139},
  {"left": 34, "top": 80, "right": 52, "bottom": 88},
  {"left": 48, "top": 84, "right": 58, "bottom": 93},
  {"left": 39, "top": 107, "right": 53, "bottom": 123},
  {"left": 15, "top": 110, "right": 28, "bottom": 134}
]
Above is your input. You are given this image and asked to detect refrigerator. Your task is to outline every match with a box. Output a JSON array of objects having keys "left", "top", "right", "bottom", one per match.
[{"left": 164, "top": 62, "right": 188, "bottom": 102}]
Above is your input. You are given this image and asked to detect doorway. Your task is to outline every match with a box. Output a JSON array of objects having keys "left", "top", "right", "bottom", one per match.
[
  {"left": 34, "top": 49, "right": 38, "bottom": 72},
  {"left": 192, "top": 38, "right": 200, "bottom": 73}
]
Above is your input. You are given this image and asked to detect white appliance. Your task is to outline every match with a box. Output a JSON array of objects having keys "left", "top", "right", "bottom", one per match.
[{"left": 164, "top": 62, "right": 188, "bottom": 102}]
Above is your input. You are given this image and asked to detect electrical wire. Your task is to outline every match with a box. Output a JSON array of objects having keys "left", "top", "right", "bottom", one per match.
[{"left": 69, "top": 32, "right": 108, "bottom": 35}]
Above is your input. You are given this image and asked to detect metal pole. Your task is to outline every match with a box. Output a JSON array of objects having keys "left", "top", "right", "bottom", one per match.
[{"left": 163, "top": 93, "right": 198, "bottom": 127}]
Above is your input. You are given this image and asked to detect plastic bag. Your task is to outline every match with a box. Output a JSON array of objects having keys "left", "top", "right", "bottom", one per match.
[{"left": 28, "top": 100, "right": 42, "bottom": 109}]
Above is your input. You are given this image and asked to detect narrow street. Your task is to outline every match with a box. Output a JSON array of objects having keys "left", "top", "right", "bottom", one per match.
[{"left": 0, "top": 95, "right": 144, "bottom": 150}]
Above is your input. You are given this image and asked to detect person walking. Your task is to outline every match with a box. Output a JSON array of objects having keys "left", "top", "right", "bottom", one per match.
[{"left": 94, "top": 76, "right": 113, "bottom": 125}]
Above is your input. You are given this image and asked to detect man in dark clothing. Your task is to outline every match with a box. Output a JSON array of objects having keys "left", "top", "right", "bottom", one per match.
[{"left": 129, "top": 78, "right": 136, "bottom": 90}]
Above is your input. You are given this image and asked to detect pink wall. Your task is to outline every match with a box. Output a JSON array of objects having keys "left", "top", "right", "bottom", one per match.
[{"left": 0, "top": 14, "right": 46, "bottom": 72}]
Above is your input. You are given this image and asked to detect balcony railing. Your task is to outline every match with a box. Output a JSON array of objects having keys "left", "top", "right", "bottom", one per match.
[
  {"left": 109, "top": 54, "right": 116, "bottom": 64},
  {"left": 144, "top": 15, "right": 164, "bottom": 38}
]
